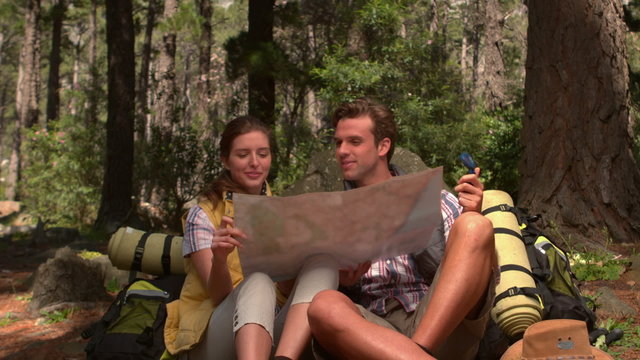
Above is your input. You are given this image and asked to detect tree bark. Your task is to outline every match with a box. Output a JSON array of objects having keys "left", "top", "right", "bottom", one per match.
[
  {"left": 86, "top": 0, "right": 98, "bottom": 126},
  {"left": 95, "top": 0, "right": 135, "bottom": 231},
  {"left": 247, "top": 0, "right": 275, "bottom": 127},
  {"left": 6, "top": 0, "right": 41, "bottom": 200},
  {"left": 196, "top": 0, "right": 212, "bottom": 119},
  {"left": 153, "top": 0, "right": 178, "bottom": 135},
  {"left": 520, "top": 0, "right": 640, "bottom": 243},
  {"left": 45, "top": 0, "right": 65, "bottom": 123},
  {"left": 481, "top": 0, "right": 506, "bottom": 110}
]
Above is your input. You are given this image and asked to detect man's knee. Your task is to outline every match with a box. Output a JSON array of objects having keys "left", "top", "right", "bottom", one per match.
[
  {"left": 450, "top": 212, "right": 494, "bottom": 253},
  {"left": 308, "top": 290, "right": 352, "bottom": 333}
]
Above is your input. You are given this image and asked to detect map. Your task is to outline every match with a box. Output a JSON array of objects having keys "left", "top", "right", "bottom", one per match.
[{"left": 234, "top": 167, "right": 443, "bottom": 281}]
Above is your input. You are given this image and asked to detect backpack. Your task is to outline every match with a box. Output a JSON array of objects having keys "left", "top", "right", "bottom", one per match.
[
  {"left": 516, "top": 210, "right": 596, "bottom": 329},
  {"left": 476, "top": 206, "right": 596, "bottom": 360},
  {"left": 83, "top": 276, "right": 184, "bottom": 360}
]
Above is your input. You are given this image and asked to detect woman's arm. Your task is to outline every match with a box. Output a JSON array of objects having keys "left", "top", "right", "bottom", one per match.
[
  {"left": 190, "top": 247, "right": 234, "bottom": 306},
  {"left": 187, "top": 213, "right": 245, "bottom": 306}
]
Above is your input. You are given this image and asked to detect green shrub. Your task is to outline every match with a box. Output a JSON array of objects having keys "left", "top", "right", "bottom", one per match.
[
  {"left": 570, "top": 251, "right": 629, "bottom": 282},
  {"left": 20, "top": 117, "right": 104, "bottom": 228}
]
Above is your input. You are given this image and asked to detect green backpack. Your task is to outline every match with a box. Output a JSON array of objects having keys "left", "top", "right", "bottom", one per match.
[
  {"left": 476, "top": 206, "right": 596, "bottom": 360},
  {"left": 83, "top": 277, "right": 183, "bottom": 360},
  {"left": 516, "top": 210, "right": 596, "bottom": 327}
]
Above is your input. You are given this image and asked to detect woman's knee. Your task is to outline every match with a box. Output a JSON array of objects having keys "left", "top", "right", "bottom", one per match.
[{"left": 238, "top": 272, "right": 276, "bottom": 300}]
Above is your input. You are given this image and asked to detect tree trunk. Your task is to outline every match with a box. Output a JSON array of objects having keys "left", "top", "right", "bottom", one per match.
[
  {"left": 247, "top": 0, "right": 275, "bottom": 127},
  {"left": 520, "top": 0, "right": 640, "bottom": 243},
  {"left": 137, "top": 0, "right": 158, "bottom": 140},
  {"left": 95, "top": 0, "right": 135, "bottom": 232},
  {"left": 480, "top": 0, "right": 506, "bottom": 111},
  {"left": 471, "top": 0, "right": 481, "bottom": 89},
  {"left": 196, "top": 0, "right": 212, "bottom": 119},
  {"left": 45, "top": 0, "right": 65, "bottom": 123},
  {"left": 6, "top": 0, "right": 41, "bottom": 200},
  {"left": 86, "top": 0, "right": 98, "bottom": 126},
  {"left": 153, "top": 0, "right": 178, "bottom": 135}
]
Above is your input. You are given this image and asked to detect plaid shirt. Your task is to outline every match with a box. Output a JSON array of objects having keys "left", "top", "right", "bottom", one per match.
[
  {"left": 183, "top": 205, "right": 215, "bottom": 257},
  {"left": 360, "top": 189, "right": 462, "bottom": 315}
]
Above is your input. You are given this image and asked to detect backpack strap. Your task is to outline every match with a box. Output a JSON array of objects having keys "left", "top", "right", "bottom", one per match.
[
  {"left": 83, "top": 282, "right": 130, "bottom": 354},
  {"left": 493, "top": 285, "right": 542, "bottom": 307},
  {"left": 161, "top": 235, "right": 174, "bottom": 275},
  {"left": 131, "top": 232, "right": 152, "bottom": 272},
  {"left": 481, "top": 204, "right": 516, "bottom": 216},
  {"left": 493, "top": 227, "right": 524, "bottom": 241}
]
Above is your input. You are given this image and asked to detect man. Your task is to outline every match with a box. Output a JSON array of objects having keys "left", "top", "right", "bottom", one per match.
[{"left": 307, "top": 98, "right": 496, "bottom": 360}]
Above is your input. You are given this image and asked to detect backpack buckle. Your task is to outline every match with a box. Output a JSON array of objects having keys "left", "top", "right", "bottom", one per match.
[{"left": 506, "top": 286, "right": 521, "bottom": 297}]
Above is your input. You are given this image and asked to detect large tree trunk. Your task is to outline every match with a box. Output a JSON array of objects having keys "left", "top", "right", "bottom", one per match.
[
  {"left": 45, "top": 0, "right": 65, "bottom": 123},
  {"left": 247, "top": 0, "right": 275, "bottom": 127},
  {"left": 520, "top": 0, "right": 640, "bottom": 243},
  {"left": 196, "top": 0, "right": 212, "bottom": 120},
  {"left": 6, "top": 0, "right": 41, "bottom": 200},
  {"left": 480, "top": 0, "right": 506, "bottom": 110},
  {"left": 95, "top": 0, "right": 135, "bottom": 232},
  {"left": 153, "top": 0, "right": 178, "bottom": 135}
]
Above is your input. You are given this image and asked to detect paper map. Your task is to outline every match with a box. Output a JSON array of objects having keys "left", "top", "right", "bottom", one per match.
[{"left": 234, "top": 167, "right": 443, "bottom": 281}]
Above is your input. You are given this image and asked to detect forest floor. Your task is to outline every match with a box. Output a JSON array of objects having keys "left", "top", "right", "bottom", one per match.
[{"left": 0, "top": 239, "right": 638, "bottom": 360}]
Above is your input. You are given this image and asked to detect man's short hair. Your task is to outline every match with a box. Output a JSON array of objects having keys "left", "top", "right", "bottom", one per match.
[{"left": 332, "top": 97, "right": 397, "bottom": 162}]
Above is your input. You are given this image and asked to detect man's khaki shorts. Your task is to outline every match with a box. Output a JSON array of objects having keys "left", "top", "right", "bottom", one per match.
[{"left": 356, "top": 268, "right": 497, "bottom": 360}]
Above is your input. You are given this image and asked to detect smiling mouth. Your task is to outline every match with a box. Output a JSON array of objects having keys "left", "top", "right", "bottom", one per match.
[
  {"left": 341, "top": 161, "right": 355, "bottom": 169},
  {"left": 245, "top": 172, "right": 262, "bottom": 179}
]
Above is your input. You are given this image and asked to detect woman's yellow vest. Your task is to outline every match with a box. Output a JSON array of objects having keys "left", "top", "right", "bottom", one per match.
[{"left": 163, "top": 193, "right": 244, "bottom": 355}]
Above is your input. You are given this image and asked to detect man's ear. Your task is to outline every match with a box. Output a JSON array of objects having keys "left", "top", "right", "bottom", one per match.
[{"left": 377, "top": 138, "right": 391, "bottom": 158}]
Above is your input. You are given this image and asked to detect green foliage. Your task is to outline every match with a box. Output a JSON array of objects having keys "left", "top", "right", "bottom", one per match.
[
  {"left": 135, "top": 124, "right": 220, "bottom": 230},
  {"left": 105, "top": 277, "right": 120, "bottom": 293},
  {"left": 475, "top": 105, "right": 523, "bottom": 197},
  {"left": 272, "top": 127, "right": 332, "bottom": 194},
  {"left": 16, "top": 294, "right": 32, "bottom": 302},
  {"left": 569, "top": 251, "right": 629, "bottom": 282},
  {"left": 77, "top": 250, "right": 103, "bottom": 260},
  {"left": 312, "top": 0, "right": 487, "bottom": 187},
  {"left": 595, "top": 318, "right": 640, "bottom": 356},
  {"left": 0, "top": 313, "right": 17, "bottom": 327},
  {"left": 39, "top": 308, "right": 75, "bottom": 324},
  {"left": 20, "top": 117, "right": 104, "bottom": 228}
]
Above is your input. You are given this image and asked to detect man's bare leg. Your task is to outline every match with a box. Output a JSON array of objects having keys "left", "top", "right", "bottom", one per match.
[
  {"left": 308, "top": 290, "right": 434, "bottom": 360},
  {"left": 411, "top": 212, "right": 495, "bottom": 352}
]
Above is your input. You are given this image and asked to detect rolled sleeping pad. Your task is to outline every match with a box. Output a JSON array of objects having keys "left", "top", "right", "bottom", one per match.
[
  {"left": 108, "top": 227, "right": 186, "bottom": 275},
  {"left": 482, "top": 190, "right": 542, "bottom": 338}
]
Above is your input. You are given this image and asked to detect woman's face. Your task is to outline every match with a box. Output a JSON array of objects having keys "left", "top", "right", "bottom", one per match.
[{"left": 223, "top": 130, "right": 272, "bottom": 195}]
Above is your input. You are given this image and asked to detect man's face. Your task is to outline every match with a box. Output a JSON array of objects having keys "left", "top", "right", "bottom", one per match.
[{"left": 334, "top": 115, "right": 388, "bottom": 187}]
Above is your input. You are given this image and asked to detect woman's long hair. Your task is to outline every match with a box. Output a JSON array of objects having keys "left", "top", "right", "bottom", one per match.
[{"left": 202, "top": 116, "right": 272, "bottom": 204}]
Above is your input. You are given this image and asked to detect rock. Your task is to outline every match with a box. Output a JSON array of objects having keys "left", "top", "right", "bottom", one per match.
[
  {"left": 594, "top": 286, "right": 637, "bottom": 318},
  {"left": 629, "top": 254, "right": 640, "bottom": 271},
  {"left": 91, "top": 255, "right": 131, "bottom": 290},
  {"left": 282, "top": 146, "right": 428, "bottom": 196},
  {"left": 0, "top": 200, "right": 20, "bottom": 217},
  {"left": 28, "top": 247, "right": 110, "bottom": 313},
  {"left": 623, "top": 269, "right": 640, "bottom": 284}
]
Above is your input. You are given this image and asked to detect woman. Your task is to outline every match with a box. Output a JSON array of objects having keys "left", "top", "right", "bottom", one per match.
[{"left": 164, "top": 116, "right": 338, "bottom": 360}]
